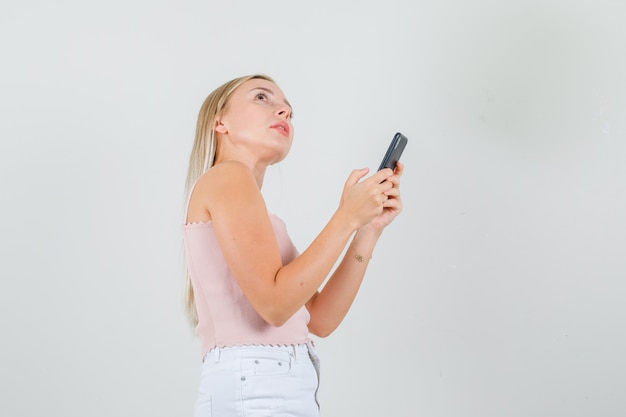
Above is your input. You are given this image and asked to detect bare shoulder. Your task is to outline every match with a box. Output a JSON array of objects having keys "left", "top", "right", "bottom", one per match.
[
  {"left": 195, "top": 161, "right": 265, "bottom": 222},
  {"left": 200, "top": 161, "right": 259, "bottom": 201},
  {"left": 186, "top": 161, "right": 261, "bottom": 224},
  {"left": 202, "top": 161, "right": 255, "bottom": 188}
]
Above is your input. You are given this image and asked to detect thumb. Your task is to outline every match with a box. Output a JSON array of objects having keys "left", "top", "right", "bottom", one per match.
[{"left": 344, "top": 168, "right": 370, "bottom": 188}]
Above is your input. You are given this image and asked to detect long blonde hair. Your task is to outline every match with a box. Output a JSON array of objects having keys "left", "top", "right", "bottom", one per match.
[{"left": 183, "top": 74, "right": 276, "bottom": 327}]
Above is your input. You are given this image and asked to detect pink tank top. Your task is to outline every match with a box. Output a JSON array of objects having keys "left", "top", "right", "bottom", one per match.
[{"left": 183, "top": 198, "right": 310, "bottom": 357}]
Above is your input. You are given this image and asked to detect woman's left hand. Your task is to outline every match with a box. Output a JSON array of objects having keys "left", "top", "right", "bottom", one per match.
[{"left": 363, "top": 161, "right": 404, "bottom": 232}]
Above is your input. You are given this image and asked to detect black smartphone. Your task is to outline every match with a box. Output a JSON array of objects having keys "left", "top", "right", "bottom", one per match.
[{"left": 378, "top": 132, "right": 407, "bottom": 171}]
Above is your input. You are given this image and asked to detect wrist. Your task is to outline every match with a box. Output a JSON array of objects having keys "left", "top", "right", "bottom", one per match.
[
  {"left": 351, "top": 227, "right": 380, "bottom": 263},
  {"left": 355, "top": 223, "right": 383, "bottom": 241},
  {"left": 333, "top": 206, "right": 362, "bottom": 233},
  {"left": 353, "top": 249, "right": 372, "bottom": 263}
]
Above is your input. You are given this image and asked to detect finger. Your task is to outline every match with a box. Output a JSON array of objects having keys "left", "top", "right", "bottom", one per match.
[
  {"left": 384, "top": 174, "right": 400, "bottom": 188},
  {"left": 371, "top": 168, "right": 394, "bottom": 184},
  {"left": 381, "top": 178, "right": 394, "bottom": 193},
  {"left": 393, "top": 161, "right": 404, "bottom": 177},
  {"left": 383, "top": 188, "right": 400, "bottom": 197},
  {"left": 344, "top": 168, "right": 370, "bottom": 188},
  {"left": 382, "top": 197, "right": 402, "bottom": 210}
]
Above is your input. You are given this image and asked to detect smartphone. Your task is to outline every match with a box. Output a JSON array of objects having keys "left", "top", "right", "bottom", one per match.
[{"left": 378, "top": 132, "right": 407, "bottom": 171}]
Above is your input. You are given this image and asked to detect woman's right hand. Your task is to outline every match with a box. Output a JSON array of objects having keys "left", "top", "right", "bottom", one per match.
[{"left": 337, "top": 167, "right": 394, "bottom": 230}]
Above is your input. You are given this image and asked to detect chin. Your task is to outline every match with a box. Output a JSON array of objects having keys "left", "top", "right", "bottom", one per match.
[
  {"left": 276, "top": 141, "right": 293, "bottom": 159},
  {"left": 270, "top": 153, "right": 289, "bottom": 165}
]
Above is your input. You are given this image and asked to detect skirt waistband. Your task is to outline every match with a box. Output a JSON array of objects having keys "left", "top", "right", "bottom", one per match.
[{"left": 203, "top": 342, "right": 316, "bottom": 363}]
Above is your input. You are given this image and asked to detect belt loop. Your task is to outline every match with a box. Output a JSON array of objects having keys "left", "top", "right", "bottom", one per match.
[
  {"left": 206, "top": 347, "right": 221, "bottom": 364},
  {"left": 291, "top": 344, "right": 298, "bottom": 362}
]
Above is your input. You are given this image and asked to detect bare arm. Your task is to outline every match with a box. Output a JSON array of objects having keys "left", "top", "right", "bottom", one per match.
[
  {"left": 306, "top": 162, "right": 404, "bottom": 337},
  {"left": 199, "top": 161, "right": 394, "bottom": 327},
  {"left": 305, "top": 226, "right": 381, "bottom": 337}
]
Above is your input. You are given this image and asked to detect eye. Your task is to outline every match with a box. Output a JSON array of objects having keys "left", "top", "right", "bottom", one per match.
[{"left": 255, "top": 92, "right": 268, "bottom": 101}]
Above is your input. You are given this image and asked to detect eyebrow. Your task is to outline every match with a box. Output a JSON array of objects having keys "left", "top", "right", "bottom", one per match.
[{"left": 250, "top": 87, "right": 293, "bottom": 113}]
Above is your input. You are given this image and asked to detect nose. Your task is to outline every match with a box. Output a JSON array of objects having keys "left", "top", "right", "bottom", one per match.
[{"left": 276, "top": 105, "right": 292, "bottom": 120}]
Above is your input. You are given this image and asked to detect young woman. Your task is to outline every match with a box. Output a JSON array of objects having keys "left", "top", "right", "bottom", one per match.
[{"left": 182, "top": 74, "right": 403, "bottom": 417}]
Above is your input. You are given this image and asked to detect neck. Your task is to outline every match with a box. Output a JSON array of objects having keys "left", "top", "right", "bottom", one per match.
[
  {"left": 214, "top": 152, "right": 267, "bottom": 189},
  {"left": 250, "top": 164, "right": 266, "bottom": 189},
  {"left": 214, "top": 134, "right": 281, "bottom": 189}
]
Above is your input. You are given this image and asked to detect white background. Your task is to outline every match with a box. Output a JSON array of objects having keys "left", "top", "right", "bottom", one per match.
[{"left": 1, "top": 1, "right": 625, "bottom": 416}]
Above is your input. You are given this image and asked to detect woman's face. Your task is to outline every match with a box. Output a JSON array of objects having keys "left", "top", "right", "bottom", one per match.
[{"left": 215, "top": 78, "right": 294, "bottom": 164}]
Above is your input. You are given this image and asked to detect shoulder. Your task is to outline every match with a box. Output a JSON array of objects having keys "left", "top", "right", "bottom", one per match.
[
  {"left": 196, "top": 161, "right": 264, "bottom": 217},
  {"left": 196, "top": 161, "right": 258, "bottom": 196},
  {"left": 203, "top": 160, "right": 255, "bottom": 183}
]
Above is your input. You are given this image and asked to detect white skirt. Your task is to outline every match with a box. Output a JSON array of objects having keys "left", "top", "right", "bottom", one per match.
[{"left": 194, "top": 342, "right": 321, "bottom": 417}]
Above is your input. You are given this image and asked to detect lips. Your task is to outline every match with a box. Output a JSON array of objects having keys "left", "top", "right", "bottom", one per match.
[{"left": 270, "top": 121, "right": 290, "bottom": 137}]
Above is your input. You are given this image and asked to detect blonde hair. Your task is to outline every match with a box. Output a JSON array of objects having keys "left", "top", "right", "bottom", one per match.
[{"left": 183, "top": 74, "right": 276, "bottom": 327}]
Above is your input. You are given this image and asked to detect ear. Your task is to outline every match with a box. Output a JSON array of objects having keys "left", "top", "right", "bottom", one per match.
[{"left": 213, "top": 116, "right": 228, "bottom": 134}]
